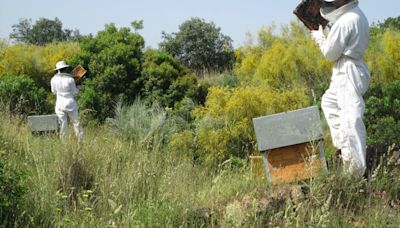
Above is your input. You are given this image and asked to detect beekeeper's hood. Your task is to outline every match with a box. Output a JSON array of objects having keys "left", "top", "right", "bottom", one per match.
[{"left": 320, "top": 0, "right": 358, "bottom": 23}]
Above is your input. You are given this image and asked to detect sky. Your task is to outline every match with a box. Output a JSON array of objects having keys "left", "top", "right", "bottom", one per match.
[{"left": 1, "top": 0, "right": 399, "bottom": 48}]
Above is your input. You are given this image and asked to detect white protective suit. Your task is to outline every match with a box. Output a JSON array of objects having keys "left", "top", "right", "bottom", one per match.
[
  {"left": 311, "top": 0, "right": 370, "bottom": 175},
  {"left": 51, "top": 72, "right": 83, "bottom": 142}
]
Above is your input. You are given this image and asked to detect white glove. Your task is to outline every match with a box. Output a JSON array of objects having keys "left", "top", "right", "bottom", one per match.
[{"left": 311, "top": 25, "right": 325, "bottom": 47}]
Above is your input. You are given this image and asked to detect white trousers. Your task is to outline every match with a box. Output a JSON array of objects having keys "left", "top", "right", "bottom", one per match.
[
  {"left": 55, "top": 107, "right": 83, "bottom": 142},
  {"left": 321, "top": 73, "right": 367, "bottom": 175}
]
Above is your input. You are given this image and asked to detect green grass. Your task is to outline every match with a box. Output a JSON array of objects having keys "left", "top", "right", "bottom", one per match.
[{"left": 0, "top": 108, "right": 399, "bottom": 227}]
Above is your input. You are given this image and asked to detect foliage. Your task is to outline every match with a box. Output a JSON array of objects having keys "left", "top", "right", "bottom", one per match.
[
  {"left": 160, "top": 17, "right": 235, "bottom": 75},
  {"left": 370, "top": 16, "right": 400, "bottom": 37},
  {"left": 0, "top": 75, "right": 49, "bottom": 115},
  {"left": 0, "top": 155, "right": 27, "bottom": 227},
  {"left": 139, "top": 49, "right": 201, "bottom": 107},
  {"left": 235, "top": 22, "right": 331, "bottom": 93},
  {"left": 10, "top": 18, "right": 81, "bottom": 45},
  {"left": 75, "top": 23, "right": 145, "bottom": 122},
  {"left": 0, "top": 134, "right": 27, "bottom": 227},
  {"left": 367, "top": 29, "right": 400, "bottom": 83},
  {"left": 364, "top": 80, "right": 400, "bottom": 146},
  {"left": 108, "top": 99, "right": 167, "bottom": 144},
  {"left": 0, "top": 42, "right": 80, "bottom": 88},
  {"left": 191, "top": 85, "right": 310, "bottom": 162}
]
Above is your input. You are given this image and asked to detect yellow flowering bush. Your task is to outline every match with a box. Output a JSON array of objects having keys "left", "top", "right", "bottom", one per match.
[
  {"left": 0, "top": 42, "right": 80, "bottom": 87},
  {"left": 235, "top": 22, "right": 331, "bottom": 91},
  {"left": 192, "top": 85, "right": 309, "bottom": 162}
]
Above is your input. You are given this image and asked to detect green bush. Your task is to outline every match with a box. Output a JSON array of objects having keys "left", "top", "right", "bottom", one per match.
[
  {"left": 75, "top": 23, "right": 145, "bottom": 122},
  {"left": 140, "top": 49, "right": 204, "bottom": 107},
  {"left": 0, "top": 75, "right": 49, "bottom": 115},
  {"left": 365, "top": 80, "right": 400, "bottom": 146}
]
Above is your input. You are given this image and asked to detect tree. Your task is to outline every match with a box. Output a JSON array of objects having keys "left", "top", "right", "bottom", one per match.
[
  {"left": 139, "top": 49, "right": 204, "bottom": 108},
  {"left": 74, "top": 23, "right": 145, "bottom": 123},
  {"left": 10, "top": 18, "right": 80, "bottom": 45},
  {"left": 160, "top": 18, "right": 235, "bottom": 76},
  {"left": 374, "top": 16, "right": 400, "bottom": 31}
]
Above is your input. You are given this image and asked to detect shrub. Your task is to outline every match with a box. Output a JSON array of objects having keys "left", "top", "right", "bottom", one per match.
[
  {"left": 0, "top": 42, "right": 80, "bottom": 88},
  {"left": 365, "top": 80, "right": 400, "bottom": 146},
  {"left": 366, "top": 30, "right": 400, "bottom": 83},
  {"left": 235, "top": 22, "right": 331, "bottom": 91},
  {"left": 0, "top": 75, "right": 49, "bottom": 115},
  {"left": 191, "top": 85, "right": 310, "bottom": 163},
  {"left": 140, "top": 49, "right": 203, "bottom": 107},
  {"left": 74, "top": 23, "right": 145, "bottom": 122}
]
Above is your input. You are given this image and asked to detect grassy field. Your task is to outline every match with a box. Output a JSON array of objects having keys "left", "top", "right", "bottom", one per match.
[{"left": 0, "top": 109, "right": 399, "bottom": 227}]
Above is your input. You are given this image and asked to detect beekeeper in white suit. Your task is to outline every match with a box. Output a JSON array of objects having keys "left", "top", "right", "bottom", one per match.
[
  {"left": 311, "top": 0, "right": 370, "bottom": 175},
  {"left": 51, "top": 61, "right": 83, "bottom": 142}
]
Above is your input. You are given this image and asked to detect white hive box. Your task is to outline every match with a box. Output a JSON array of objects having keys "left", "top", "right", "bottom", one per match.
[{"left": 27, "top": 114, "right": 59, "bottom": 132}]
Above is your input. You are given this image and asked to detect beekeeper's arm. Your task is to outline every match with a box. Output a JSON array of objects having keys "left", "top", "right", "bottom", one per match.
[
  {"left": 51, "top": 78, "right": 57, "bottom": 95},
  {"left": 311, "top": 23, "right": 348, "bottom": 61},
  {"left": 70, "top": 78, "right": 79, "bottom": 95}
]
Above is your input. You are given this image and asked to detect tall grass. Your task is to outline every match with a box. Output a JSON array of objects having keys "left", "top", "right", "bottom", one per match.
[
  {"left": 0, "top": 101, "right": 259, "bottom": 227},
  {"left": 0, "top": 99, "right": 399, "bottom": 227}
]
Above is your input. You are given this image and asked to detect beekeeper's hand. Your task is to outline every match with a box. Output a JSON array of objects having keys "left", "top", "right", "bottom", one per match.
[{"left": 311, "top": 25, "right": 325, "bottom": 47}]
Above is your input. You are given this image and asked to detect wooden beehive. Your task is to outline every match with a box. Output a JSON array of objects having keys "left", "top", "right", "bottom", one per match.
[{"left": 252, "top": 106, "right": 327, "bottom": 184}]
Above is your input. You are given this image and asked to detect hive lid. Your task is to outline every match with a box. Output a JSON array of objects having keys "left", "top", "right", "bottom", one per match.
[
  {"left": 253, "top": 106, "right": 323, "bottom": 151},
  {"left": 27, "top": 114, "right": 58, "bottom": 132}
]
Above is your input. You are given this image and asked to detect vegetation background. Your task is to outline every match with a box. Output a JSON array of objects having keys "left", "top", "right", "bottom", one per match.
[{"left": 0, "top": 16, "right": 399, "bottom": 227}]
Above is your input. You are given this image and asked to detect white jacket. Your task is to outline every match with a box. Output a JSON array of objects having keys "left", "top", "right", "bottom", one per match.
[
  {"left": 319, "top": 1, "right": 371, "bottom": 94},
  {"left": 51, "top": 73, "right": 78, "bottom": 112}
]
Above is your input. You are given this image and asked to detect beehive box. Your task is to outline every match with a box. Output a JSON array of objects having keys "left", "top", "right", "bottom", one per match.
[
  {"left": 252, "top": 106, "right": 327, "bottom": 184},
  {"left": 27, "top": 114, "right": 58, "bottom": 132}
]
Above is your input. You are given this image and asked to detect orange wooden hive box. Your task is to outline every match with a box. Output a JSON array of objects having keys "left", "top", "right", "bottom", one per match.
[{"left": 252, "top": 106, "right": 327, "bottom": 184}]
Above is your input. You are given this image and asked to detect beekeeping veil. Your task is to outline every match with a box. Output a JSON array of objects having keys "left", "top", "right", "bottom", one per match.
[{"left": 320, "top": 0, "right": 358, "bottom": 22}]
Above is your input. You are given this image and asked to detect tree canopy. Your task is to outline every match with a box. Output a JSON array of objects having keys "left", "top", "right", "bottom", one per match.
[
  {"left": 74, "top": 23, "right": 145, "bottom": 123},
  {"left": 10, "top": 18, "right": 80, "bottom": 45},
  {"left": 160, "top": 18, "right": 235, "bottom": 76}
]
